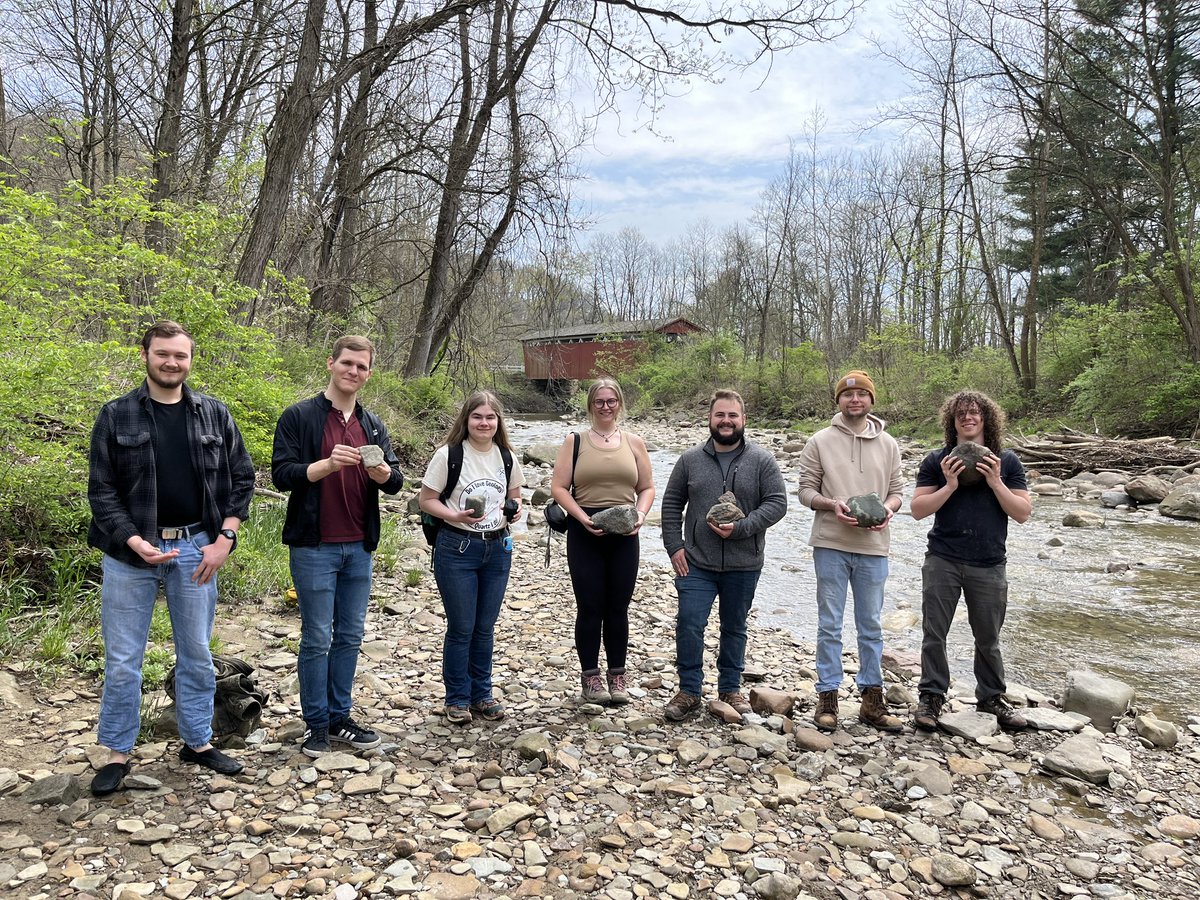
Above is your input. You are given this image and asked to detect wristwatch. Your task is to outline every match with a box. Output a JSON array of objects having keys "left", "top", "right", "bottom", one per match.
[{"left": 219, "top": 528, "right": 238, "bottom": 551}]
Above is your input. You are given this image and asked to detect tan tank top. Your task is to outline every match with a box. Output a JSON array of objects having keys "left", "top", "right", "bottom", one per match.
[{"left": 572, "top": 432, "right": 638, "bottom": 507}]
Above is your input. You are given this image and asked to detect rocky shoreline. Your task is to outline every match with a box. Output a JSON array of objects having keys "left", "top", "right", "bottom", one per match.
[{"left": 1, "top": 418, "right": 1198, "bottom": 900}]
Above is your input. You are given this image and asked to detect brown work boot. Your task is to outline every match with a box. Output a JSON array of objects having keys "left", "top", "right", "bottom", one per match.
[
  {"left": 978, "top": 694, "right": 1028, "bottom": 730},
  {"left": 663, "top": 690, "right": 702, "bottom": 722},
  {"left": 913, "top": 692, "right": 945, "bottom": 732},
  {"left": 813, "top": 690, "right": 839, "bottom": 732},
  {"left": 858, "top": 686, "right": 902, "bottom": 732},
  {"left": 717, "top": 692, "right": 752, "bottom": 716}
]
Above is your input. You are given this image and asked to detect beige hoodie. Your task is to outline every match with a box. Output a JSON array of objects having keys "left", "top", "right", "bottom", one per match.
[{"left": 797, "top": 412, "right": 904, "bottom": 556}]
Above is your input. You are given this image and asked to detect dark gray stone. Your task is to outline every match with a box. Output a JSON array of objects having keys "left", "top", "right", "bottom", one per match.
[
  {"left": 591, "top": 505, "right": 640, "bottom": 535},
  {"left": 464, "top": 495, "right": 486, "bottom": 517},
  {"left": 707, "top": 491, "right": 745, "bottom": 525},
  {"left": 948, "top": 440, "right": 994, "bottom": 486},
  {"left": 24, "top": 774, "right": 82, "bottom": 807},
  {"left": 847, "top": 492, "right": 888, "bottom": 527},
  {"left": 1160, "top": 483, "right": 1200, "bottom": 520}
]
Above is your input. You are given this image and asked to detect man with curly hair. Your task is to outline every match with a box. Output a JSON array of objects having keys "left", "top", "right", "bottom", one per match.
[{"left": 910, "top": 390, "right": 1032, "bottom": 731}]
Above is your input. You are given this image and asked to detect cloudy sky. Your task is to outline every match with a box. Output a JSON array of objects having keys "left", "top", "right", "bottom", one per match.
[{"left": 573, "top": 1, "right": 913, "bottom": 243}]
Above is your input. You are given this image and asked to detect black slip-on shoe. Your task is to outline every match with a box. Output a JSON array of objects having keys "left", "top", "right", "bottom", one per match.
[
  {"left": 179, "top": 745, "right": 244, "bottom": 775},
  {"left": 90, "top": 761, "right": 132, "bottom": 796}
]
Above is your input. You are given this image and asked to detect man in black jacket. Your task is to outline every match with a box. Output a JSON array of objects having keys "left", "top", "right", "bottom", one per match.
[
  {"left": 88, "top": 321, "right": 255, "bottom": 795},
  {"left": 272, "top": 336, "right": 404, "bottom": 757}
]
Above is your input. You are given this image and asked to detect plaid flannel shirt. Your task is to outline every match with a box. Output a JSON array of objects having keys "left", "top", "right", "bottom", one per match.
[{"left": 87, "top": 381, "right": 256, "bottom": 567}]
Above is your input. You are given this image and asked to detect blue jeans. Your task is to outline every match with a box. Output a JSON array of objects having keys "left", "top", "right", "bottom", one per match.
[
  {"left": 99, "top": 532, "right": 218, "bottom": 753},
  {"left": 434, "top": 529, "right": 512, "bottom": 708},
  {"left": 291, "top": 542, "right": 374, "bottom": 731},
  {"left": 813, "top": 547, "right": 889, "bottom": 693},
  {"left": 675, "top": 567, "right": 762, "bottom": 695}
]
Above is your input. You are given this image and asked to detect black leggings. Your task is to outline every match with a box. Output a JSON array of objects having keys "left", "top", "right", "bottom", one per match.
[{"left": 566, "top": 509, "right": 640, "bottom": 672}]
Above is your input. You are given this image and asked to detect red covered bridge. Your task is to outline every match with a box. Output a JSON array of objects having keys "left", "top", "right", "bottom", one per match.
[{"left": 520, "top": 317, "right": 702, "bottom": 388}]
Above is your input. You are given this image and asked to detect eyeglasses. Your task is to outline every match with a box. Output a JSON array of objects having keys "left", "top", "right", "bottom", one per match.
[
  {"left": 593, "top": 398, "right": 619, "bottom": 407},
  {"left": 841, "top": 391, "right": 872, "bottom": 400},
  {"left": 955, "top": 409, "right": 982, "bottom": 420}
]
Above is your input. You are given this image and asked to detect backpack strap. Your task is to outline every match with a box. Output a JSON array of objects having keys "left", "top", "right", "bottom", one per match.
[
  {"left": 500, "top": 445, "right": 514, "bottom": 491},
  {"left": 439, "top": 442, "right": 465, "bottom": 504},
  {"left": 569, "top": 431, "right": 580, "bottom": 493}
]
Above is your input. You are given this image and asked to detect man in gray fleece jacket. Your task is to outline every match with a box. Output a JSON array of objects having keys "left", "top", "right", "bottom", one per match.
[{"left": 661, "top": 389, "right": 787, "bottom": 722}]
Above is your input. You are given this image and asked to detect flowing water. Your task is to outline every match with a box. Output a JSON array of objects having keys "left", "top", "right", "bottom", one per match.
[{"left": 511, "top": 416, "right": 1200, "bottom": 721}]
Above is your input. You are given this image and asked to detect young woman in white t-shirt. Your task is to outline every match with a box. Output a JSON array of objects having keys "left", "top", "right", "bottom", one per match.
[{"left": 419, "top": 391, "right": 524, "bottom": 724}]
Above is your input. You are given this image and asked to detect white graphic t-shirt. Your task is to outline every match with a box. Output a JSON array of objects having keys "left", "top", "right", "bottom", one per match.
[{"left": 422, "top": 442, "right": 525, "bottom": 532}]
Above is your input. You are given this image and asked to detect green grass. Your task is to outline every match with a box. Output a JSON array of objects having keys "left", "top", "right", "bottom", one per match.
[
  {"left": 220, "top": 500, "right": 292, "bottom": 601},
  {"left": 404, "top": 567, "right": 423, "bottom": 587}
]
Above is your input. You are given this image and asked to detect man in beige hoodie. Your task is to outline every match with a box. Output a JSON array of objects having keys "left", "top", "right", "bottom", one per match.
[{"left": 797, "top": 371, "right": 904, "bottom": 732}]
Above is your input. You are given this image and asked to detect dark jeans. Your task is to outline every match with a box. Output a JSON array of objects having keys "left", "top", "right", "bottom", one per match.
[
  {"left": 919, "top": 553, "right": 1009, "bottom": 702},
  {"left": 434, "top": 529, "right": 512, "bottom": 708},
  {"left": 566, "top": 511, "right": 639, "bottom": 672},
  {"left": 675, "top": 566, "right": 761, "bottom": 695}
]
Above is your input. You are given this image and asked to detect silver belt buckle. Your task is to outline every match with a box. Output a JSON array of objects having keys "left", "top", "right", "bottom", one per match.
[{"left": 161, "top": 527, "right": 185, "bottom": 540}]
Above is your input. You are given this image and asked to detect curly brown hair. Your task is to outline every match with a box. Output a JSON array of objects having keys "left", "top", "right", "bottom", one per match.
[{"left": 940, "top": 390, "right": 1005, "bottom": 454}]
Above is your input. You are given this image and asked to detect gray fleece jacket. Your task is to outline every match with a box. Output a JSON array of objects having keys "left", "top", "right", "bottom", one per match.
[{"left": 661, "top": 438, "right": 788, "bottom": 572}]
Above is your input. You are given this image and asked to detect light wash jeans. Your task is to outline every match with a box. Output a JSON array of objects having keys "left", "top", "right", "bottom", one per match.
[
  {"left": 675, "top": 567, "right": 761, "bottom": 695},
  {"left": 434, "top": 529, "right": 512, "bottom": 708},
  {"left": 98, "top": 532, "right": 218, "bottom": 753},
  {"left": 291, "top": 542, "right": 374, "bottom": 731},
  {"left": 813, "top": 547, "right": 889, "bottom": 693}
]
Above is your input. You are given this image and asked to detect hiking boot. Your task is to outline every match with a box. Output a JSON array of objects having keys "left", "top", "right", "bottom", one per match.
[
  {"left": 978, "top": 694, "right": 1028, "bottom": 729},
  {"left": 663, "top": 690, "right": 702, "bottom": 721},
  {"left": 858, "top": 686, "right": 903, "bottom": 732},
  {"left": 717, "top": 692, "right": 752, "bottom": 716},
  {"left": 581, "top": 672, "right": 611, "bottom": 705},
  {"left": 469, "top": 698, "right": 506, "bottom": 721},
  {"left": 913, "top": 692, "right": 945, "bottom": 732},
  {"left": 444, "top": 705, "right": 473, "bottom": 726},
  {"left": 814, "top": 690, "right": 839, "bottom": 731},
  {"left": 606, "top": 670, "right": 630, "bottom": 706},
  {"left": 302, "top": 727, "right": 331, "bottom": 758},
  {"left": 329, "top": 716, "right": 382, "bottom": 751}
]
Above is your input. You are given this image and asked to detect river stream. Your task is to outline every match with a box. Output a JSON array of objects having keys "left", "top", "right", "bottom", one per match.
[{"left": 509, "top": 416, "right": 1200, "bottom": 721}]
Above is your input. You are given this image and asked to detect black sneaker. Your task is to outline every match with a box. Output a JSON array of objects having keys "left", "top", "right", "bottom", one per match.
[
  {"left": 302, "top": 727, "right": 331, "bottom": 758},
  {"left": 329, "top": 717, "right": 381, "bottom": 750},
  {"left": 978, "top": 694, "right": 1028, "bottom": 730},
  {"left": 179, "top": 745, "right": 244, "bottom": 775}
]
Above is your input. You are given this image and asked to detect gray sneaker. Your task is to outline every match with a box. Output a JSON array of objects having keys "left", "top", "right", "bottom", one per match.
[{"left": 581, "top": 672, "right": 611, "bottom": 705}]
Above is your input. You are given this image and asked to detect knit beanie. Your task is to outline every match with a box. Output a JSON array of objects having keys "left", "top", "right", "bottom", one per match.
[{"left": 835, "top": 370, "right": 876, "bottom": 402}]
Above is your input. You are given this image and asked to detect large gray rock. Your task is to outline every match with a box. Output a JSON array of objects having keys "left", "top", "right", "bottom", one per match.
[
  {"left": 948, "top": 440, "right": 994, "bottom": 486},
  {"left": 1134, "top": 713, "right": 1179, "bottom": 748},
  {"left": 1125, "top": 474, "right": 1170, "bottom": 502},
  {"left": 1061, "top": 670, "right": 1134, "bottom": 732},
  {"left": 522, "top": 441, "right": 560, "bottom": 466},
  {"left": 23, "top": 774, "right": 82, "bottom": 807},
  {"left": 510, "top": 730, "right": 554, "bottom": 764},
  {"left": 590, "top": 504, "right": 640, "bottom": 535},
  {"left": 706, "top": 491, "right": 745, "bottom": 525},
  {"left": 847, "top": 492, "right": 888, "bottom": 527},
  {"left": 1100, "top": 490, "right": 1133, "bottom": 509},
  {"left": 754, "top": 872, "right": 802, "bottom": 900},
  {"left": 1063, "top": 509, "right": 1105, "bottom": 528},
  {"left": 931, "top": 852, "right": 977, "bottom": 886},
  {"left": 1160, "top": 483, "right": 1200, "bottom": 520},
  {"left": 1023, "top": 707, "right": 1088, "bottom": 732},
  {"left": 938, "top": 710, "right": 1001, "bottom": 740},
  {"left": 1042, "top": 734, "right": 1113, "bottom": 784},
  {"left": 749, "top": 687, "right": 795, "bottom": 717}
]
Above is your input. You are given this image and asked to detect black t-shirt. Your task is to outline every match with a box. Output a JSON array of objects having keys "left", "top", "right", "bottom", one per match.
[
  {"left": 915, "top": 447, "right": 1028, "bottom": 566},
  {"left": 151, "top": 399, "right": 202, "bottom": 527}
]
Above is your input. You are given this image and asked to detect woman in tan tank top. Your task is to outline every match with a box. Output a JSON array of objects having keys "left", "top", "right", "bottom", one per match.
[{"left": 550, "top": 378, "right": 654, "bottom": 706}]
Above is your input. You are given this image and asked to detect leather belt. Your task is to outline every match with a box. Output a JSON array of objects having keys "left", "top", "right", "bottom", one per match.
[
  {"left": 160, "top": 522, "right": 204, "bottom": 541},
  {"left": 445, "top": 525, "right": 509, "bottom": 542}
]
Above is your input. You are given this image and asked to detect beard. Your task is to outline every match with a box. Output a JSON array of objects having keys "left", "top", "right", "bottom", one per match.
[
  {"left": 710, "top": 423, "right": 745, "bottom": 447},
  {"left": 146, "top": 366, "right": 188, "bottom": 390}
]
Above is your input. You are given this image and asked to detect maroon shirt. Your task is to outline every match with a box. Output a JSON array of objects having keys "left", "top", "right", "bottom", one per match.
[{"left": 319, "top": 407, "right": 369, "bottom": 543}]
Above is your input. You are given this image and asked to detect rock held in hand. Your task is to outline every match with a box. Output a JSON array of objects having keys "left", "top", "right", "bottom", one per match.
[
  {"left": 464, "top": 495, "right": 486, "bottom": 517},
  {"left": 948, "top": 440, "right": 994, "bottom": 485},
  {"left": 707, "top": 491, "right": 745, "bottom": 526},
  {"left": 358, "top": 444, "right": 385, "bottom": 468},
  {"left": 590, "top": 505, "right": 640, "bottom": 535},
  {"left": 847, "top": 492, "right": 888, "bottom": 527}
]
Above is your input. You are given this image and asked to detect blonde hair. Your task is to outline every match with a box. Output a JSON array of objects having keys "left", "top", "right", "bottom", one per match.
[{"left": 586, "top": 378, "right": 626, "bottom": 428}]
